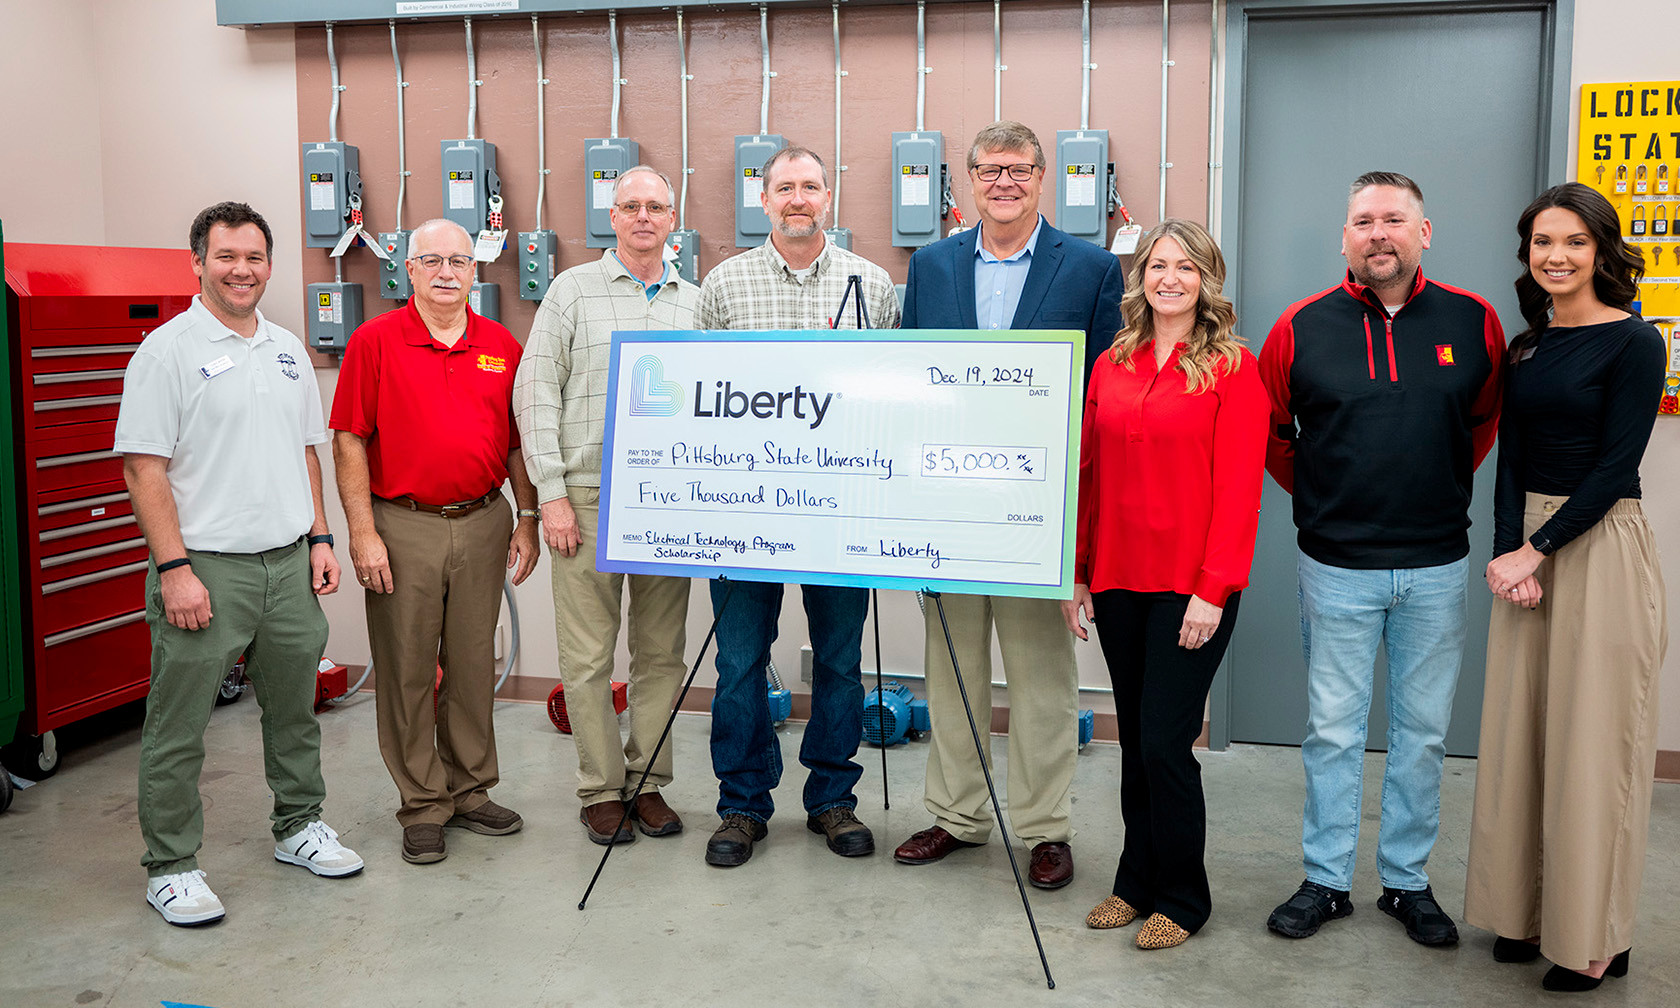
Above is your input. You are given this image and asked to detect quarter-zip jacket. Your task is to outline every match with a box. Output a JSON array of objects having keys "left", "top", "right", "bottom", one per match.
[{"left": 1258, "top": 269, "right": 1506, "bottom": 569}]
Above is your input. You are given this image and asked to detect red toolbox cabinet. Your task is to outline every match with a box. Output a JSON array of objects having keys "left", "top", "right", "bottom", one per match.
[{"left": 4, "top": 242, "right": 198, "bottom": 776}]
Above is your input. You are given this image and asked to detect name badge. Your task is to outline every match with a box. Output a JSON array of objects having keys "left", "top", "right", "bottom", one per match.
[{"left": 199, "top": 355, "right": 236, "bottom": 380}]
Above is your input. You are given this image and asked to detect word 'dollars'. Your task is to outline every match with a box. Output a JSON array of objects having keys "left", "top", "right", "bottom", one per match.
[{"left": 693, "top": 381, "right": 834, "bottom": 429}]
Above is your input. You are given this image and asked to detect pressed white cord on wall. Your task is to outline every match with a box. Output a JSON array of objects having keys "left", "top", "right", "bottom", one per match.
[
  {"left": 758, "top": 4, "right": 773, "bottom": 137},
  {"left": 390, "top": 20, "right": 408, "bottom": 231},
  {"left": 832, "top": 1, "right": 845, "bottom": 226},
  {"left": 608, "top": 9, "right": 623, "bottom": 140},
  {"left": 1159, "top": 0, "right": 1173, "bottom": 221},
  {"left": 679, "top": 9, "right": 692, "bottom": 230},
  {"left": 464, "top": 17, "right": 480, "bottom": 140},
  {"left": 326, "top": 22, "right": 342, "bottom": 142},
  {"left": 533, "top": 14, "right": 548, "bottom": 231}
]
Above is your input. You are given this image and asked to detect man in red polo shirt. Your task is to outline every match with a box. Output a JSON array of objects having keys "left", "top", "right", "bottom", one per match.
[{"left": 330, "top": 218, "right": 541, "bottom": 865}]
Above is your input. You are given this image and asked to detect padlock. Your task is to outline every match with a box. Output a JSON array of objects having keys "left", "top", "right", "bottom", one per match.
[
  {"left": 1635, "top": 164, "right": 1649, "bottom": 195},
  {"left": 1631, "top": 204, "right": 1647, "bottom": 237},
  {"left": 1655, "top": 204, "right": 1670, "bottom": 238},
  {"left": 1615, "top": 164, "right": 1629, "bottom": 195},
  {"left": 1658, "top": 164, "right": 1672, "bottom": 196}
]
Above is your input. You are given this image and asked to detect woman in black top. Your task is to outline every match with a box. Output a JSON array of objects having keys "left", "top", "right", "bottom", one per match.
[{"left": 1463, "top": 182, "right": 1667, "bottom": 993}]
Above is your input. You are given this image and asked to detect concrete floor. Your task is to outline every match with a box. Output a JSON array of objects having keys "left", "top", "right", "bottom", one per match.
[{"left": 2, "top": 694, "right": 1677, "bottom": 1008}]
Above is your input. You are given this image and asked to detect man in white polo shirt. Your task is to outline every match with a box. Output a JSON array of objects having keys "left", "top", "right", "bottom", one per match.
[{"left": 116, "top": 202, "right": 362, "bottom": 927}]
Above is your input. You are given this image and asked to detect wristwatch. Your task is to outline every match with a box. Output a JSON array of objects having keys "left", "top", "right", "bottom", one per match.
[{"left": 308, "top": 533, "right": 335, "bottom": 548}]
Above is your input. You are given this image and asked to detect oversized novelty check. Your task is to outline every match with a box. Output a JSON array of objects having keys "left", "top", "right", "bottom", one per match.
[{"left": 598, "top": 329, "right": 1083, "bottom": 599}]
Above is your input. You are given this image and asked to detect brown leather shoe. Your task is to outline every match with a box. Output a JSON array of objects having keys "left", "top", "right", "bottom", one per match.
[
  {"left": 893, "top": 825, "right": 982, "bottom": 865},
  {"left": 1028, "top": 841, "right": 1074, "bottom": 889},
  {"left": 401, "top": 823, "right": 446, "bottom": 864},
  {"left": 580, "top": 801, "right": 635, "bottom": 845},
  {"left": 629, "top": 792, "right": 684, "bottom": 837},
  {"left": 448, "top": 799, "right": 523, "bottom": 835}
]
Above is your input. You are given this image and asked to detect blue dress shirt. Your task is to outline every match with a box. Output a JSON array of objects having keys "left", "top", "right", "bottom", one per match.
[{"left": 973, "top": 216, "right": 1045, "bottom": 329}]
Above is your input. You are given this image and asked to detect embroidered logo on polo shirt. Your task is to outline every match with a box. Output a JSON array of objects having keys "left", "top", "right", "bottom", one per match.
[
  {"left": 477, "top": 354, "right": 508, "bottom": 374},
  {"left": 1435, "top": 345, "right": 1455, "bottom": 366},
  {"left": 276, "top": 352, "right": 301, "bottom": 381}
]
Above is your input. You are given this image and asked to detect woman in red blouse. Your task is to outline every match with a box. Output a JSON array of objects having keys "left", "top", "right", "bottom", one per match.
[{"left": 1062, "top": 218, "right": 1268, "bottom": 950}]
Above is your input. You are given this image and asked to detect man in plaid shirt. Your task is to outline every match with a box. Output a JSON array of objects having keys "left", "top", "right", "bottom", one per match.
[
  {"left": 514, "top": 166, "right": 699, "bottom": 848},
  {"left": 696, "top": 145, "right": 900, "bottom": 868}
]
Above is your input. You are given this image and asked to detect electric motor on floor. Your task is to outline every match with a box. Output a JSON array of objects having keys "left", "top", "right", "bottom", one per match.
[
  {"left": 862, "top": 680, "right": 930, "bottom": 747},
  {"left": 547, "top": 681, "right": 628, "bottom": 734},
  {"left": 1078, "top": 708, "right": 1095, "bottom": 749}
]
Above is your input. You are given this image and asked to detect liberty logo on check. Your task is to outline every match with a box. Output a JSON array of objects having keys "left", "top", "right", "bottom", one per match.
[{"left": 628, "top": 355, "right": 684, "bottom": 416}]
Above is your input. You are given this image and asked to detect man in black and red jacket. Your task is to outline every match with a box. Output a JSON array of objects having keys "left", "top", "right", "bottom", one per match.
[{"left": 1258, "top": 172, "right": 1504, "bottom": 949}]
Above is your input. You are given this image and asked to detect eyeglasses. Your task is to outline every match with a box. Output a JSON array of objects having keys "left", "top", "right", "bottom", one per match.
[
  {"left": 972, "top": 163, "right": 1041, "bottom": 183},
  {"left": 614, "top": 200, "right": 673, "bottom": 217},
  {"left": 410, "top": 254, "right": 475, "bottom": 271}
]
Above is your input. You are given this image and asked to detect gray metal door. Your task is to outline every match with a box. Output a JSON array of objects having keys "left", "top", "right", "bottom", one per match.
[{"left": 1218, "top": 1, "right": 1569, "bottom": 756}]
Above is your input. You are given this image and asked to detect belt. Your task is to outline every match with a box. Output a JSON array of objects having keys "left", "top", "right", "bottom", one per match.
[{"left": 379, "top": 491, "right": 499, "bottom": 519}]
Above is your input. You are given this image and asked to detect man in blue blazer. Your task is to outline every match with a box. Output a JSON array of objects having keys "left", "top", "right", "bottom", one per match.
[{"left": 893, "top": 121, "right": 1124, "bottom": 889}]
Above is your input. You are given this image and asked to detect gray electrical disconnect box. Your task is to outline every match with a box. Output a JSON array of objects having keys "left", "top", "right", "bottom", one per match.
[
  {"left": 890, "top": 131, "right": 945, "bottom": 248},
  {"left": 824, "top": 227, "right": 853, "bottom": 252},
  {"left": 1055, "top": 130, "right": 1111, "bottom": 245},
  {"left": 734, "top": 134, "right": 785, "bottom": 247},
  {"left": 584, "top": 138, "right": 640, "bottom": 249},
  {"left": 441, "top": 139, "right": 500, "bottom": 236},
  {"left": 306, "top": 281, "right": 364, "bottom": 352},
  {"left": 376, "top": 230, "right": 412, "bottom": 301},
  {"left": 469, "top": 282, "right": 500, "bottom": 322},
  {"left": 669, "top": 228, "right": 700, "bottom": 286},
  {"left": 302, "top": 142, "right": 361, "bottom": 249},
  {"left": 517, "top": 230, "right": 558, "bottom": 301}
]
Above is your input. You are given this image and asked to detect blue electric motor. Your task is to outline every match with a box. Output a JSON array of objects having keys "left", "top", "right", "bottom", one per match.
[
  {"left": 1078, "top": 708, "right": 1095, "bottom": 749},
  {"left": 862, "top": 680, "right": 928, "bottom": 747},
  {"left": 766, "top": 659, "right": 793, "bottom": 726}
]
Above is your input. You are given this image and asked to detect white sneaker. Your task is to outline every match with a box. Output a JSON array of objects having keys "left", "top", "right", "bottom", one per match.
[
  {"left": 274, "top": 820, "right": 365, "bottom": 878},
  {"left": 146, "top": 869, "right": 226, "bottom": 926}
]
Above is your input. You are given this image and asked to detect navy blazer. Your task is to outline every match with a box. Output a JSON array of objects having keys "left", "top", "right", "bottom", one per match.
[{"left": 900, "top": 217, "right": 1126, "bottom": 389}]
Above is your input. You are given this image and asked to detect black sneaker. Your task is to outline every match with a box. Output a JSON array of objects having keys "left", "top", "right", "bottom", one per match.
[
  {"left": 1379, "top": 885, "right": 1459, "bottom": 946},
  {"left": 1267, "top": 880, "right": 1353, "bottom": 938},
  {"left": 705, "top": 813, "right": 768, "bottom": 867}
]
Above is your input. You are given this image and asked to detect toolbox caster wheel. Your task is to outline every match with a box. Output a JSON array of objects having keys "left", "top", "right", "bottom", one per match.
[
  {"left": 1, "top": 730, "right": 59, "bottom": 781},
  {"left": 216, "top": 662, "right": 249, "bottom": 706}
]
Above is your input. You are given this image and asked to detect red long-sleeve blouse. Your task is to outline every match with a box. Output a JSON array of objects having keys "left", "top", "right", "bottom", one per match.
[{"left": 1074, "top": 343, "right": 1269, "bottom": 606}]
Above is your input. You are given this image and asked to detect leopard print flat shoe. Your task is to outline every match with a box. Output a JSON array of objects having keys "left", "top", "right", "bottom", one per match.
[
  {"left": 1086, "top": 895, "right": 1139, "bottom": 929},
  {"left": 1136, "top": 913, "right": 1190, "bottom": 949}
]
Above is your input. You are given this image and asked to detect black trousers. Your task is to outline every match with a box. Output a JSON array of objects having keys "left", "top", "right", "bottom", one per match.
[{"left": 1091, "top": 588, "right": 1241, "bottom": 933}]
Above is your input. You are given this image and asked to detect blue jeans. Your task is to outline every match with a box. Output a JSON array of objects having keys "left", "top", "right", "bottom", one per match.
[
  {"left": 708, "top": 580, "right": 868, "bottom": 822},
  {"left": 1296, "top": 551, "right": 1467, "bottom": 892}
]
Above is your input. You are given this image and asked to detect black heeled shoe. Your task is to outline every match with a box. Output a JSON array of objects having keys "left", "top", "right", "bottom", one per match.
[
  {"left": 1492, "top": 935, "right": 1541, "bottom": 963},
  {"left": 1541, "top": 948, "right": 1630, "bottom": 992}
]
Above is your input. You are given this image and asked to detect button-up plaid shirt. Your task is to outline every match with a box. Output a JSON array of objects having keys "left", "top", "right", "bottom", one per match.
[
  {"left": 514, "top": 251, "right": 700, "bottom": 502},
  {"left": 697, "top": 237, "right": 901, "bottom": 331}
]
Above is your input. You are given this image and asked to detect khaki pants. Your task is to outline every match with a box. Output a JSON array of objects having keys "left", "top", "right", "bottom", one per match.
[
  {"left": 1465, "top": 495, "right": 1667, "bottom": 970},
  {"left": 138, "top": 539, "right": 329, "bottom": 876},
  {"left": 921, "top": 593, "right": 1079, "bottom": 845},
  {"left": 550, "top": 487, "right": 689, "bottom": 806},
  {"left": 367, "top": 496, "right": 513, "bottom": 827}
]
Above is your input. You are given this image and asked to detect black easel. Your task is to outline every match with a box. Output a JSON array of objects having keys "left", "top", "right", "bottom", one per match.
[
  {"left": 578, "top": 580, "right": 737, "bottom": 910},
  {"left": 831, "top": 274, "right": 890, "bottom": 808}
]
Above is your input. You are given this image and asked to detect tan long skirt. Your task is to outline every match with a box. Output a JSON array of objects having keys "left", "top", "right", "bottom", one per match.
[{"left": 1465, "top": 494, "right": 1667, "bottom": 971}]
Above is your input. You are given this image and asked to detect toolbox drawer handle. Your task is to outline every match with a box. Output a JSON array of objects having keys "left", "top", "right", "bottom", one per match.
[
  {"left": 44, "top": 609, "right": 146, "bottom": 647},
  {"left": 35, "top": 394, "right": 124, "bottom": 412},
  {"left": 31, "top": 343, "right": 143, "bottom": 358},
  {"left": 37, "top": 449, "right": 119, "bottom": 469},
  {"left": 40, "top": 514, "right": 138, "bottom": 542},
  {"left": 38, "top": 491, "right": 130, "bottom": 518},
  {"left": 41, "top": 560, "right": 149, "bottom": 595},
  {"left": 41, "top": 536, "right": 147, "bottom": 569},
  {"left": 33, "top": 368, "right": 127, "bottom": 385}
]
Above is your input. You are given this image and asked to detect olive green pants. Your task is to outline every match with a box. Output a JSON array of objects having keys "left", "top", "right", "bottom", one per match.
[{"left": 138, "top": 538, "right": 329, "bottom": 877}]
